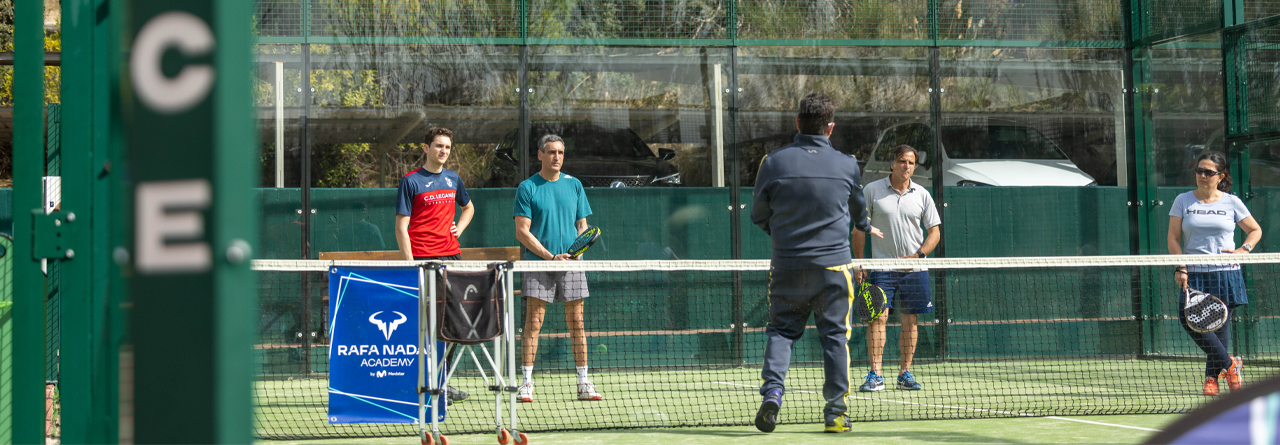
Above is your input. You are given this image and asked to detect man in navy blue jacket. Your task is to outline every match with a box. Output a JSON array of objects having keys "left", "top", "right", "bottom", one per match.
[{"left": 750, "top": 93, "right": 882, "bottom": 434}]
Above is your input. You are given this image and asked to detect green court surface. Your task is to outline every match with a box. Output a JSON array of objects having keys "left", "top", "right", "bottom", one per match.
[
  {"left": 256, "top": 414, "right": 1180, "bottom": 444},
  {"left": 254, "top": 358, "right": 1255, "bottom": 441}
]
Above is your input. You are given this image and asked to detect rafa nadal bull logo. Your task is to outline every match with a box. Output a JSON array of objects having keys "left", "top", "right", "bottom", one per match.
[{"left": 368, "top": 311, "right": 408, "bottom": 341}]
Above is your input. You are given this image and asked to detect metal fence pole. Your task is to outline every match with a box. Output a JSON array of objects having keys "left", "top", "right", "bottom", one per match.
[{"left": 13, "top": 0, "right": 48, "bottom": 440}]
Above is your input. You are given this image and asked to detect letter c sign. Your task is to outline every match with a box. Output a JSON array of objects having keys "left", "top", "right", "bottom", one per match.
[{"left": 130, "top": 11, "right": 215, "bottom": 114}]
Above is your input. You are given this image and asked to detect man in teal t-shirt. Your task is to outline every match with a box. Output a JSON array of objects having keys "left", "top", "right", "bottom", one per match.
[{"left": 513, "top": 134, "right": 600, "bottom": 403}]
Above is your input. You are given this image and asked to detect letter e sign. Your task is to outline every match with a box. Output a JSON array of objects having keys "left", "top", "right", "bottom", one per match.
[{"left": 135, "top": 179, "right": 212, "bottom": 273}]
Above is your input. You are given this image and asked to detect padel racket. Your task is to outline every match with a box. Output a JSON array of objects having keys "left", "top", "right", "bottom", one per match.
[
  {"left": 854, "top": 279, "right": 888, "bottom": 323},
  {"left": 566, "top": 226, "right": 601, "bottom": 259},
  {"left": 1184, "top": 287, "right": 1228, "bottom": 333}
]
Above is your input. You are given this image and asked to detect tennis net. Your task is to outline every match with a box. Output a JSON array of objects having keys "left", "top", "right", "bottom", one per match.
[{"left": 252, "top": 254, "right": 1280, "bottom": 439}]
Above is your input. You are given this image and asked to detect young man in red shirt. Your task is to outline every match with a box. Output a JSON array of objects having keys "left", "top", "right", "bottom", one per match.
[
  {"left": 394, "top": 127, "right": 476, "bottom": 404},
  {"left": 395, "top": 127, "right": 475, "bottom": 261}
]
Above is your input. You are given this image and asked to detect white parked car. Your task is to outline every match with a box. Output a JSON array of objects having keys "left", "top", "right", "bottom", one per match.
[{"left": 863, "top": 120, "right": 1097, "bottom": 187}]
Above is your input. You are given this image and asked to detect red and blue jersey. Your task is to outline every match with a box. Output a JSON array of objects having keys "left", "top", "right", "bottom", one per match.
[{"left": 396, "top": 167, "right": 471, "bottom": 257}]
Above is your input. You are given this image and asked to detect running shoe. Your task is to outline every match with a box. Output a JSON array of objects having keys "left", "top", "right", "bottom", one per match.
[
  {"left": 577, "top": 380, "right": 603, "bottom": 401},
  {"left": 897, "top": 371, "right": 922, "bottom": 390},
  {"left": 1221, "top": 356, "right": 1243, "bottom": 391},
  {"left": 517, "top": 381, "right": 534, "bottom": 403},
  {"left": 447, "top": 386, "right": 469, "bottom": 404},
  {"left": 1203, "top": 377, "right": 1219, "bottom": 396},
  {"left": 858, "top": 371, "right": 884, "bottom": 392},
  {"left": 824, "top": 414, "right": 853, "bottom": 433},
  {"left": 754, "top": 389, "right": 783, "bottom": 433}
]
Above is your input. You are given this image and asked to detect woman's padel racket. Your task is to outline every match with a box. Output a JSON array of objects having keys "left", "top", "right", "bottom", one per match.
[
  {"left": 566, "top": 226, "right": 601, "bottom": 259},
  {"left": 1184, "top": 287, "right": 1228, "bottom": 333},
  {"left": 854, "top": 280, "right": 888, "bottom": 323}
]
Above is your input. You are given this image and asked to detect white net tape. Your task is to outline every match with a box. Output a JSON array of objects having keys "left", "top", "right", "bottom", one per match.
[{"left": 251, "top": 253, "right": 1280, "bottom": 272}]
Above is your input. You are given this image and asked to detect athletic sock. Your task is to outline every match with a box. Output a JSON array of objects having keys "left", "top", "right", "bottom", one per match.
[
  {"left": 522, "top": 366, "right": 533, "bottom": 384},
  {"left": 577, "top": 366, "right": 589, "bottom": 384}
]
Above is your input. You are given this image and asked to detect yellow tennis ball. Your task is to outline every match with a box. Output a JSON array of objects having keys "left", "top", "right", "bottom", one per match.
[{"left": 596, "top": 344, "right": 607, "bottom": 354}]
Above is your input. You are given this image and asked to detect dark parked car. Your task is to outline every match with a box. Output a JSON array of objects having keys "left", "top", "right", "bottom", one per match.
[{"left": 493, "top": 123, "right": 682, "bottom": 188}]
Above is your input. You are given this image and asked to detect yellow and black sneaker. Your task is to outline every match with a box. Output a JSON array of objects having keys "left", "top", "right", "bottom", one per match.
[
  {"left": 824, "top": 414, "right": 852, "bottom": 433},
  {"left": 754, "top": 389, "right": 783, "bottom": 433},
  {"left": 447, "top": 386, "right": 469, "bottom": 405}
]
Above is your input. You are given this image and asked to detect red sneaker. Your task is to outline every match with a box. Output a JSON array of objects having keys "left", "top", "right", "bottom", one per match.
[
  {"left": 1203, "top": 378, "right": 1219, "bottom": 396},
  {"left": 1221, "top": 356, "right": 1243, "bottom": 391}
]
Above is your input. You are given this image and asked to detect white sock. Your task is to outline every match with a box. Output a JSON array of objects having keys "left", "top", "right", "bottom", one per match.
[
  {"left": 577, "top": 366, "right": 589, "bottom": 384},
  {"left": 523, "top": 366, "right": 534, "bottom": 384}
]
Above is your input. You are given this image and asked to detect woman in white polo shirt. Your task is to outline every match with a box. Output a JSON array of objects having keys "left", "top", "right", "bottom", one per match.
[{"left": 1167, "top": 152, "right": 1262, "bottom": 396}]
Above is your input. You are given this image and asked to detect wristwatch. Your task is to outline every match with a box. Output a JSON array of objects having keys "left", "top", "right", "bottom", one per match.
[
  {"left": 916, "top": 250, "right": 926, "bottom": 258},
  {"left": 1242, "top": 243, "right": 1253, "bottom": 252}
]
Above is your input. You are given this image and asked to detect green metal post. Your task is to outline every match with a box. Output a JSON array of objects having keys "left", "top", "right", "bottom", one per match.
[
  {"left": 90, "top": 0, "right": 121, "bottom": 436},
  {"left": 927, "top": 0, "right": 939, "bottom": 44},
  {"left": 213, "top": 0, "right": 261, "bottom": 438},
  {"left": 727, "top": 0, "right": 735, "bottom": 44},
  {"left": 120, "top": 0, "right": 259, "bottom": 441},
  {"left": 518, "top": 0, "right": 527, "bottom": 42},
  {"left": 301, "top": 0, "right": 310, "bottom": 41},
  {"left": 58, "top": 0, "right": 99, "bottom": 439},
  {"left": 13, "top": 0, "right": 48, "bottom": 441},
  {"left": 1221, "top": 0, "right": 1252, "bottom": 359},
  {"left": 1128, "top": 46, "right": 1160, "bottom": 354}
]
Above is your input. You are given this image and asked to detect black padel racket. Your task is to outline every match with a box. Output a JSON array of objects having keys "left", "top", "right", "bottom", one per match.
[
  {"left": 854, "top": 280, "right": 888, "bottom": 323},
  {"left": 1184, "top": 287, "right": 1228, "bottom": 333},
  {"left": 566, "top": 226, "right": 601, "bottom": 259}
]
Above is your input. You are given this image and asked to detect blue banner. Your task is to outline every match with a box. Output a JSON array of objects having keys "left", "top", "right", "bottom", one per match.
[{"left": 327, "top": 266, "right": 445, "bottom": 424}]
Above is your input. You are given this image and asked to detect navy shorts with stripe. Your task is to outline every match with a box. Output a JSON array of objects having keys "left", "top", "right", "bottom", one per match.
[{"left": 868, "top": 270, "right": 934, "bottom": 314}]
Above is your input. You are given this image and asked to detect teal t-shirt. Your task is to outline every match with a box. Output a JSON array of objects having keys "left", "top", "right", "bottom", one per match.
[{"left": 513, "top": 173, "right": 593, "bottom": 260}]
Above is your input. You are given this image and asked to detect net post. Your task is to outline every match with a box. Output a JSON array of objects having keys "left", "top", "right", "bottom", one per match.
[
  {"left": 732, "top": 270, "right": 745, "bottom": 365},
  {"left": 426, "top": 262, "right": 442, "bottom": 435},
  {"left": 505, "top": 263, "right": 519, "bottom": 434},
  {"left": 417, "top": 264, "right": 427, "bottom": 436}
]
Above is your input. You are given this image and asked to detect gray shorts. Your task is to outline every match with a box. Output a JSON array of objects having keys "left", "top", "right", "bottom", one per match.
[{"left": 522, "top": 271, "right": 589, "bottom": 303}]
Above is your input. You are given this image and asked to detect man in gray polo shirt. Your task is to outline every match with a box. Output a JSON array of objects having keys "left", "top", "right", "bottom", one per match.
[{"left": 852, "top": 144, "right": 941, "bottom": 392}]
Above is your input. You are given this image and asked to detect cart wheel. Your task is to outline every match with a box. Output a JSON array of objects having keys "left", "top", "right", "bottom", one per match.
[
  {"left": 513, "top": 432, "right": 529, "bottom": 445},
  {"left": 439, "top": 435, "right": 450, "bottom": 445},
  {"left": 422, "top": 434, "right": 435, "bottom": 445},
  {"left": 498, "top": 429, "right": 511, "bottom": 445}
]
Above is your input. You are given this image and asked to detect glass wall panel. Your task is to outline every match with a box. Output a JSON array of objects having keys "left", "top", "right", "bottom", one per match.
[
  {"left": 1149, "top": 36, "right": 1224, "bottom": 190},
  {"left": 304, "top": 44, "right": 520, "bottom": 259},
  {"left": 941, "top": 48, "right": 1127, "bottom": 256},
  {"left": 308, "top": 44, "right": 519, "bottom": 189},
  {"left": 525, "top": 46, "right": 733, "bottom": 260},
  {"left": 256, "top": 44, "right": 306, "bottom": 260},
  {"left": 735, "top": 47, "right": 930, "bottom": 259}
]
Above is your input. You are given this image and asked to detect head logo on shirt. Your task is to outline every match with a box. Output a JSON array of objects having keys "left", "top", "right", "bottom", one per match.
[
  {"left": 446, "top": 177, "right": 453, "bottom": 188},
  {"left": 1187, "top": 209, "right": 1227, "bottom": 216}
]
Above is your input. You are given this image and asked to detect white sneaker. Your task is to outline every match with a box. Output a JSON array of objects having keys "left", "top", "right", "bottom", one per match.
[
  {"left": 518, "top": 381, "right": 534, "bottom": 403},
  {"left": 577, "top": 380, "right": 603, "bottom": 401}
]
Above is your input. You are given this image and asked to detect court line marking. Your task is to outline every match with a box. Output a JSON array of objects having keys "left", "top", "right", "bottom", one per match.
[
  {"left": 1043, "top": 416, "right": 1161, "bottom": 432},
  {"left": 712, "top": 382, "right": 1161, "bottom": 432}
]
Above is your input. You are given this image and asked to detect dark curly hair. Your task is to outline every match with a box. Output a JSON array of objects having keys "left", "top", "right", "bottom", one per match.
[
  {"left": 797, "top": 93, "right": 836, "bottom": 135},
  {"left": 1194, "top": 152, "right": 1233, "bottom": 193}
]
